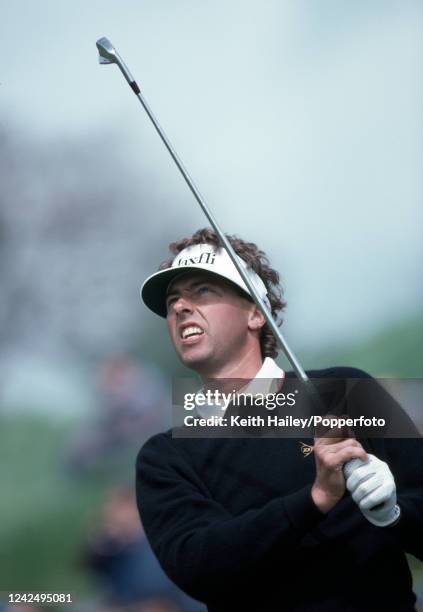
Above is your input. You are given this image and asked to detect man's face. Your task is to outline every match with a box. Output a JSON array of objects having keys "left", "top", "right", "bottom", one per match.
[{"left": 166, "top": 272, "right": 261, "bottom": 374}]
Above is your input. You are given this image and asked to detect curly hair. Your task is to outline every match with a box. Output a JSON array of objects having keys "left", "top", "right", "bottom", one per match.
[{"left": 159, "top": 228, "right": 286, "bottom": 358}]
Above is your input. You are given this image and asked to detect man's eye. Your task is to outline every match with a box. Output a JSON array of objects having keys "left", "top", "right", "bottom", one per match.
[{"left": 196, "top": 285, "right": 211, "bottom": 295}]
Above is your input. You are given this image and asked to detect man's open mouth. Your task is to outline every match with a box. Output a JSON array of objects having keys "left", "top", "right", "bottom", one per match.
[{"left": 180, "top": 325, "right": 204, "bottom": 340}]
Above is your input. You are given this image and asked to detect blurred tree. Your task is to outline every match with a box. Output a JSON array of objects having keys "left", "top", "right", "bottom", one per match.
[{"left": 0, "top": 125, "right": 185, "bottom": 363}]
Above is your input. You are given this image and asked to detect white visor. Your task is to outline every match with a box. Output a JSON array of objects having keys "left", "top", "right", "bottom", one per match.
[{"left": 141, "top": 243, "right": 270, "bottom": 317}]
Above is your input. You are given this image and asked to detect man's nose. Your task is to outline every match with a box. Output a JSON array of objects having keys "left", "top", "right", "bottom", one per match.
[{"left": 173, "top": 295, "right": 194, "bottom": 314}]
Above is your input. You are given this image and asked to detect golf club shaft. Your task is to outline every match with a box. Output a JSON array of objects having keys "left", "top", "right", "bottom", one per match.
[{"left": 97, "top": 39, "right": 315, "bottom": 391}]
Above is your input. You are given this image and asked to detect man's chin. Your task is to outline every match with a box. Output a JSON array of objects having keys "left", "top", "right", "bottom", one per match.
[{"left": 178, "top": 347, "right": 211, "bottom": 370}]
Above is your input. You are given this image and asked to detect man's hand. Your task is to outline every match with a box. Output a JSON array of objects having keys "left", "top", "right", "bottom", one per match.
[
  {"left": 344, "top": 454, "right": 400, "bottom": 527},
  {"left": 311, "top": 417, "right": 368, "bottom": 514}
]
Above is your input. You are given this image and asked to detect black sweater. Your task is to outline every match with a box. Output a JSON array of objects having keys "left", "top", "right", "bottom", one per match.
[{"left": 136, "top": 368, "right": 423, "bottom": 611}]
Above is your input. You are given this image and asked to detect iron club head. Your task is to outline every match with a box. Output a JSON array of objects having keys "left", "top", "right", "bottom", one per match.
[
  {"left": 96, "top": 37, "right": 138, "bottom": 90},
  {"left": 96, "top": 37, "right": 117, "bottom": 65}
]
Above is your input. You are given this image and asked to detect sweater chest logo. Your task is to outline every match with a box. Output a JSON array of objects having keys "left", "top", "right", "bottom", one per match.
[{"left": 299, "top": 441, "right": 314, "bottom": 457}]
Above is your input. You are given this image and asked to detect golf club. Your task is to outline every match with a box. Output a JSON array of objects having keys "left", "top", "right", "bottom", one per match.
[
  {"left": 95, "top": 38, "right": 314, "bottom": 387},
  {"left": 95, "top": 37, "right": 383, "bottom": 500}
]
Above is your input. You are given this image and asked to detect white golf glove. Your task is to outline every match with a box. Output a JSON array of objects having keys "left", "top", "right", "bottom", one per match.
[{"left": 344, "top": 454, "right": 401, "bottom": 527}]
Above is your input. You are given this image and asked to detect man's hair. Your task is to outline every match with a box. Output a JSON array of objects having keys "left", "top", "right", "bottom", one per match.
[{"left": 159, "top": 228, "right": 286, "bottom": 358}]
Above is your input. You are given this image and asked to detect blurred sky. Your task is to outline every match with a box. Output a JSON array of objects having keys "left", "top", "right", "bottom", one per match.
[{"left": 1, "top": 0, "right": 422, "bottom": 351}]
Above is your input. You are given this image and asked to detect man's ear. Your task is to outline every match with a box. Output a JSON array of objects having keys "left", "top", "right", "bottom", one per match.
[{"left": 247, "top": 305, "right": 266, "bottom": 331}]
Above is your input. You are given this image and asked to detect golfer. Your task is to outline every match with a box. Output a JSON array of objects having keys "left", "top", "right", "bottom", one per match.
[{"left": 136, "top": 228, "right": 423, "bottom": 611}]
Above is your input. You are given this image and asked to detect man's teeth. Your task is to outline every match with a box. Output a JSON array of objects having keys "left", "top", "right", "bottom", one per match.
[{"left": 181, "top": 326, "right": 203, "bottom": 339}]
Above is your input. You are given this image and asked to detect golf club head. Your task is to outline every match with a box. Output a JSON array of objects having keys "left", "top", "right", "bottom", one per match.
[{"left": 96, "top": 37, "right": 117, "bottom": 65}]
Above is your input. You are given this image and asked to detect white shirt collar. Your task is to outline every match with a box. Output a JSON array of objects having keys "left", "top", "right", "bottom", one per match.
[{"left": 195, "top": 357, "right": 285, "bottom": 417}]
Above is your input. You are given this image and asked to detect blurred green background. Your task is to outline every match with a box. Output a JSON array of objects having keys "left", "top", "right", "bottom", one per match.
[{"left": 1, "top": 1, "right": 422, "bottom": 610}]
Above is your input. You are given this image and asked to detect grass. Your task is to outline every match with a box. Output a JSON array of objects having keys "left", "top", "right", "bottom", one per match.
[{"left": 0, "top": 415, "right": 129, "bottom": 597}]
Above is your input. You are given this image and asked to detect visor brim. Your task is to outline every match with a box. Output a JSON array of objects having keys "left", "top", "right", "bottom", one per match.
[{"left": 141, "top": 266, "right": 249, "bottom": 317}]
